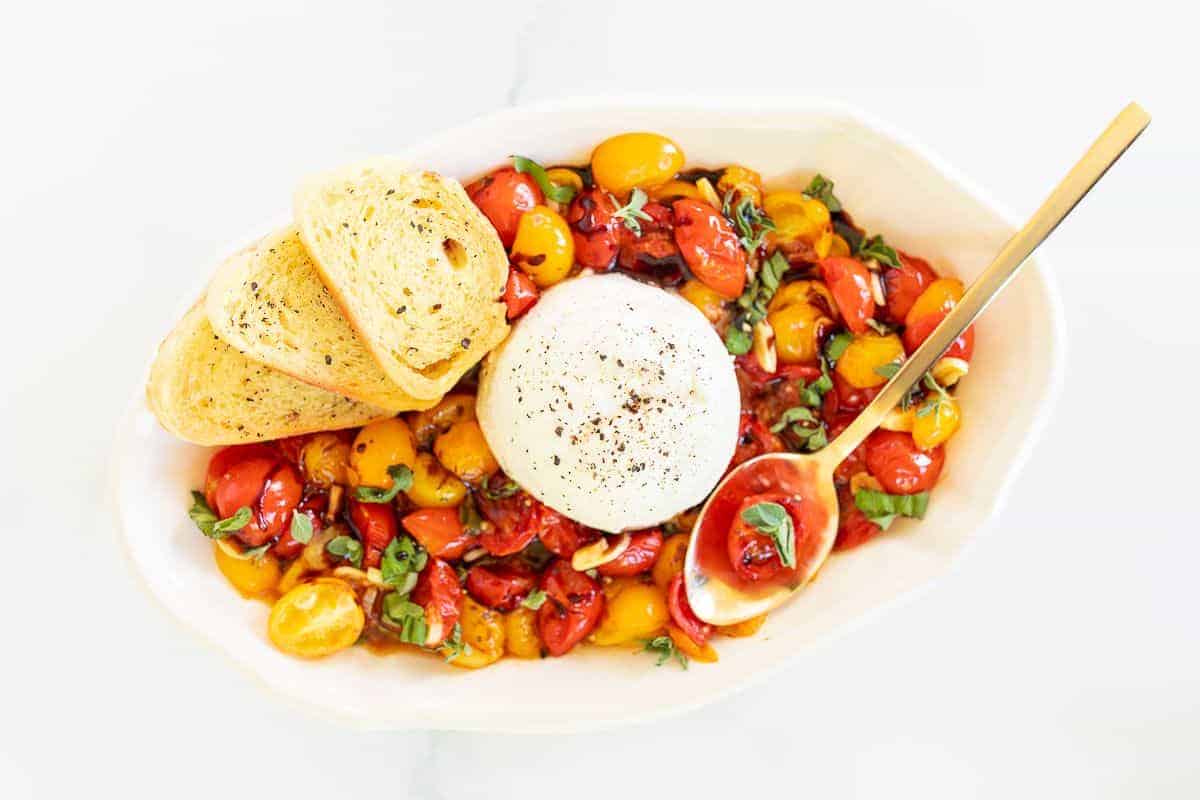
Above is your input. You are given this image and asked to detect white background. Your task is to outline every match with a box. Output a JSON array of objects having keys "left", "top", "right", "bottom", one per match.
[{"left": 2, "top": 0, "right": 1197, "bottom": 797}]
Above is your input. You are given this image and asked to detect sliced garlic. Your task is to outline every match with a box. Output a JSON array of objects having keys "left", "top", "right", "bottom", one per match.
[
  {"left": 931, "top": 357, "right": 970, "bottom": 387},
  {"left": 425, "top": 617, "right": 444, "bottom": 649},
  {"left": 696, "top": 177, "right": 722, "bottom": 209},
  {"left": 869, "top": 271, "right": 886, "bottom": 306},
  {"left": 571, "top": 533, "right": 631, "bottom": 572},
  {"left": 752, "top": 319, "right": 777, "bottom": 375}
]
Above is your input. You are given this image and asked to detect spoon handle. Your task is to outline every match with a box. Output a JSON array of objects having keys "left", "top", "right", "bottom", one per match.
[{"left": 824, "top": 102, "right": 1151, "bottom": 463}]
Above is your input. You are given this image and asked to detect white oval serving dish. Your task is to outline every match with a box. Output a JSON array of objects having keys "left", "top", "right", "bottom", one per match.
[{"left": 111, "top": 98, "right": 1065, "bottom": 733}]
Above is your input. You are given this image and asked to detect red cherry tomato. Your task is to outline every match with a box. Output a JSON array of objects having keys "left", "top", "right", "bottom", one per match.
[
  {"left": 735, "top": 354, "right": 821, "bottom": 386},
  {"left": 349, "top": 500, "right": 398, "bottom": 568},
  {"left": 597, "top": 528, "right": 663, "bottom": 577},
  {"left": 671, "top": 199, "right": 746, "bottom": 299},
  {"left": 666, "top": 574, "right": 713, "bottom": 646},
  {"left": 864, "top": 430, "right": 945, "bottom": 494},
  {"left": 824, "top": 370, "right": 881, "bottom": 416},
  {"left": 827, "top": 414, "right": 869, "bottom": 484},
  {"left": 730, "top": 412, "right": 786, "bottom": 469},
  {"left": 726, "top": 493, "right": 805, "bottom": 584},
  {"left": 502, "top": 267, "right": 539, "bottom": 320},
  {"left": 477, "top": 482, "right": 537, "bottom": 556},
  {"left": 466, "top": 167, "right": 543, "bottom": 249},
  {"left": 245, "top": 462, "right": 303, "bottom": 546},
  {"left": 537, "top": 560, "right": 604, "bottom": 656},
  {"left": 402, "top": 507, "right": 473, "bottom": 560},
  {"left": 533, "top": 504, "right": 596, "bottom": 558},
  {"left": 206, "top": 445, "right": 278, "bottom": 517},
  {"left": 566, "top": 187, "right": 621, "bottom": 270},
  {"left": 883, "top": 252, "right": 937, "bottom": 324},
  {"left": 902, "top": 311, "right": 975, "bottom": 362},
  {"left": 272, "top": 491, "right": 326, "bottom": 559},
  {"left": 465, "top": 562, "right": 538, "bottom": 611},
  {"left": 820, "top": 257, "right": 876, "bottom": 334},
  {"left": 411, "top": 558, "right": 463, "bottom": 647},
  {"left": 834, "top": 486, "right": 883, "bottom": 551}
]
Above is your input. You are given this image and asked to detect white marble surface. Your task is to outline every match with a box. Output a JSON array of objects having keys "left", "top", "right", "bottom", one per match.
[{"left": 2, "top": 0, "right": 1197, "bottom": 797}]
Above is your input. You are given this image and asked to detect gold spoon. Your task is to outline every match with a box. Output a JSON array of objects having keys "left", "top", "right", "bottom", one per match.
[{"left": 685, "top": 103, "right": 1151, "bottom": 626}]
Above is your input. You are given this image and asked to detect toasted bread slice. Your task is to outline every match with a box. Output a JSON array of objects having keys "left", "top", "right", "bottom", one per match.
[
  {"left": 205, "top": 227, "right": 436, "bottom": 412},
  {"left": 294, "top": 159, "right": 509, "bottom": 400},
  {"left": 147, "top": 302, "right": 392, "bottom": 446}
]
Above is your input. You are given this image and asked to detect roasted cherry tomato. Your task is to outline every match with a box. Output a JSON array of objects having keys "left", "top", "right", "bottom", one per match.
[
  {"left": 566, "top": 187, "right": 621, "bottom": 270},
  {"left": 827, "top": 414, "right": 870, "bottom": 485},
  {"left": 502, "top": 267, "right": 539, "bottom": 320},
  {"left": 402, "top": 507, "right": 472, "bottom": 560},
  {"left": 272, "top": 491, "right": 326, "bottom": 559},
  {"left": 730, "top": 411, "right": 787, "bottom": 469},
  {"left": 477, "top": 478, "right": 537, "bottom": 556},
  {"left": 883, "top": 252, "right": 936, "bottom": 324},
  {"left": 864, "top": 430, "right": 945, "bottom": 495},
  {"left": 726, "top": 493, "right": 805, "bottom": 584},
  {"left": 834, "top": 486, "right": 882, "bottom": 550},
  {"left": 537, "top": 560, "right": 604, "bottom": 656},
  {"left": 597, "top": 528, "right": 663, "bottom": 577},
  {"left": 348, "top": 500, "right": 397, "bottom": 568},
  {"left": 735, "top": 354, "right": 821, "bottom": 386},
  {"left": 253, "top": 462, "right": 303, "bottom": 544},
  {"left": 204, "top": 444, "right": 279, "bottom": 510},
  {"left": 533, "top": 503, "right": 596, "bottom": 558},
  {"left": 902, "top": 311, "right": 975, "bottom": 362},
  {"left": 820, "top": 257, "right": 876, "bottom": 334},
  {"left": 823, "top": 370, "right": 881, "bottom": 417},
  {"left": 666, "top": 574, "right": 713, "bottom": 646},
  {"left": 410, "top": 558, "right": 463, "bottom": 647},
  {"left": 591, "top": 132, "right": 684, "bottom": 195},
  {"left": 465, "top": 562, "right": 538, "bottom": 611},
  {"left": 466, "top": 167, "right": 543, "bottom": 249},
  {"left": 208, "top": 447, "right": 277, "bottom": 520},
  {"left": 671, "top": 198, "right": 746, "bottom": 299}
]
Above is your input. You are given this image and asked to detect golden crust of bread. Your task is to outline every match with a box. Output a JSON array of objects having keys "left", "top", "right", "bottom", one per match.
[
  {"left": 146, "top": 302, "right": 393, "bottom": 446},
  {"left": 204, "top": 227, "right": 437, "bottom": 412},
  {"left": 294, "top": 159, "right": 509, "bottom": 400}
]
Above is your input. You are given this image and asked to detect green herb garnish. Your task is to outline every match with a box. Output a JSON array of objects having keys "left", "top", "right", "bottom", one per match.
[
  {"left": 512, "top": 155, "right": 577, "bottom": 204},
  {"left": 770, "top": 406, "right": 828, "bottom": 452},
  {"left": 640, "top": 636, "right": 689, "bottom": 669},
  {"left": 874, "top": 362, "right": 902, "bottom": 381},
  {"left": 824, "top": 331, "right": 853, "bottom": 364},
  {"left": 857, "top": 234, "right": 902, "bottom": 268},
  {"left": 239, "top": 542, "right": 272, "bottom": 562},
  {"left": 723, "top": 190, "right": 776, "bottom": 252},
  {"left": 521, "top": 589, "right": 548, "bottom": 610},
  {"left": 382, "top": 594, "right": 428, "bottom": 646},
  {"left": 802, "top": 174, "right": 843, "bottom": 213},
  {"left": 354, "top": 464, "right": 413, "bottom": 503},
  {"left": 289, "top": 512, "right": 313, "bottom": 544},
  {"left": 611, "top": 188, "right": 653, "bottom": 236},
  {"left": 187, "top": 492, "right": 250, "bottom": 539},
  {"left": 725, "top": 251, "right": 789, "bottom": 355},
  {"left": 740, "top": 501, "right": 796, "bottom": 568},
  {"left": 325, "top": 535, "right": 364, "bottom": 568},
  {"left": 441, "top": 622, "right": 471, "bottom": 663},
  {"left": 380, "top": 535, "right": 427, "bottom": 593},
  {"left": 799, "top": 358, "right": 835, "bottom": 408},
  {"left": 482, "top": 479, "right": 521, "bottom": 501},
  {"left": 853, "top": 489, "right": 930, "bottom": 530}
]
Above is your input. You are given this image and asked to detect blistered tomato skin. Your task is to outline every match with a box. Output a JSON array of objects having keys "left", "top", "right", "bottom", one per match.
[
  {"left": 820, "top": 257, "right": 876, "bottom": 334},
  {"left": 502, "top": 267, "right": 539, "bottom": 320},
  {"left": 727, "top": 493, "right": 804, "bottom": 584},
  {"left": 348, "top": 500, "right": 397, "bottom": 567},
  {"left": 349, "top": 418, "right": 416, "bottom": 489},
  {"left": 254, "top": 462, "right": 304, "bottom": 543},
  {"left": 566, "top": 188, "right": 621, "bottom": 270},
  {"left": 672, "top": 199, "right": 747, "bottom": 299},
  {"left": 466, "top": 167, "right": 543, "bottom": 249},
  {"left": 411, "top": 558, "right": 463, "bottom": 647},
  {"left": 591, "top": 133, "right": 684, "bottom": 195},
  {"left": 835, "top": 332, "right": 905, "bottom": 390},
  {"left": 402, "top": 508, "right": 472, "bottom": 560},
  {"left": 532, "top": 504, "right": 596, "bottom": 558},
  {"left": 510, "top": 205, "right": 575, "bottom": 287},
  {"left": 591, "top": 578, "right": 669, "bottom": 646},
  {"left": 884, "top": 252, "right": 937, "bottom": 323},
  {"left": 537, "top": 560, "right": 604, "bottom": 656},
  {"left": 864, "top": 430, "right": 945, "bottom": 494},
  {"left": 477, "top": 481, "right": 537, "bottom": 556},
  {"left": 597, "top": 528, "right": 663, "bottom": 577},
  {"left": 667, "top": 574, "right": 713, "bottom": 646},
  {"left": 465, "top": 562, "right": 538, "bottom": 611}
]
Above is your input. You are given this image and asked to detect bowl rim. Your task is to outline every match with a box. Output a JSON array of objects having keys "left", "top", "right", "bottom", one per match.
[{"left": 107, "top": 94, "right": 1067, "bottom": 733}]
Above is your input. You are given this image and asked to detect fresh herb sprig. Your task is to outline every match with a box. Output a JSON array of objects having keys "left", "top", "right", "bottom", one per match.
[
  {"left": 512, "top": 155, "right": 577, "bottom": 204},
  {"left": 770, "top": 405, "right": 827, "bottom": 452},
  {"left": 382, "top": 593, "right": 427, "bottom": 646},
  {"left": 354, "top": 464, "right": 413, "bottom": 503},
  {"left": 441, "top": 623, "right": 472, "bottom": 663},
  {"left": 187, "top": 492, "right": 250, "bottom": 540},
  {"left": 725, "top": 251, "right": 789, "bottom": 355},
  {"left": 639, "top": 636, "right": 689, "bottom": 669},
  {"left": 803, "top": 174, "right": 843, "bottom": 213},
  {"left": 723, "top": 190, "right": 776, "bottom": 252},
  {"left": 858, "top": 234, "right": 902, "bottom": 268},
  {"left": 611, "top": 188, "right": 653, "bottom": 235},
  {"left": 741, "top": 501, "right": 796, "bottom": 568},
  {"left": 326, "top": 535, "right": 364, "bottom": 568}
]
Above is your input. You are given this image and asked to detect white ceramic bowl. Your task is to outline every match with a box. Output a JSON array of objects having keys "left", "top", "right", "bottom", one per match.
[{"left": 111, "top": 99, "right": 1065, "bottom": 733}]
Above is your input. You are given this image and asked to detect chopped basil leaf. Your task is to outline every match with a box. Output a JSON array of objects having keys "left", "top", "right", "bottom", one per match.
[
  {"left": 382, "top": 593, "right": 427, "bottom": 646},
  {"left": 239, "top": 542, "right": 272, "bottom": 562},
  {"left": 832, "top": 218, "right": 864, "bottom": 253},
  {"left": 824, "top": 332, "right": 853, "bottom": 364},
  {"left": 188, "top": 492, "right": 252, "bottom": 540},
  {"left": 724, "top": 322, "right": 753, "bottom": 355},
  {"left": 726, "top": 252, "right": 789, "bottom": 356},
  {"left": 380, "top": 535, "right": 427, "bottom": 590},
  {"left": 874, "top": 362, "right": 902, "bottom": 380},
  {"left": 770, "top": 406, "right": 818, "bottom": 433},
  {"left": 723, "top": 190, "right": 776, "bottom": 252},
  {"left": 289, "top": 512, "right": 313, "bottom": 544},
  {"left": 858, "top": 234, "right": 902, "bottom": 268},
  {"left": 512, "top": 155, "right": 577, "bottom": 204},
  {"left": 326, "top": 535, "right": 364, "bottom": 568},
  {"left": 741, "top": 501, "right": 796, "bottom": 568},
  {"left": 611, "top": 188, "right": 653, "bottom": 236},
  {"left": 799, "top": 359, "right": 835, "bottom": 408},
  {"left": 854, "top": 489, "right": 930, "bottom": 530},
  {"left": 640, "top": 635, "right": 688, "bottom": 669},
  {"left": 521, "top": 589, "right": 548, "bottom": 610},
  {"left": 802, "top": 174, "right": 843, "bottom": 213},
  {"left": 441, "top": 622, "right": 471, "bottom": 663},
  {"left": 354, "top": 464, "right": 413, "bottom": 503}
]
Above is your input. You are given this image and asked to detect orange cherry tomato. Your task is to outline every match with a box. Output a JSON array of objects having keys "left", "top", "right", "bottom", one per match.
[
  {"left": 597, "top": 528, "right": 663, "bottom": 577},
  {"left": 410, "top": 558, "right": 463, "bottom": 647},
  {"left": 348, "top": 500, "right": 397, "bottom": 568},
  {"left": 902, "top": 311, "right": 975, "bottom": 361},
  {"left": 883, "top": 252, "right": 936, "bottom": 324},
  {"left": 566, "top": 187, "right": 621, "bottom": 270},
  {"left": 466, "top": 167, "right": 543, "bottom": 249},
  {"left": 820, "top": 256, "right": 876, "bottom": 334},
  {"left": 671, "top": 199, "right": 747, "bottom": 299},
  {"left": 465, "top": 562, "right": 538, "bottom": 611},
  {"left": 864, "top": 430, "right": 945, "bottom": 495},
  {"left": 666, "top": 574, "right": 713, "bottom": 646},
  {"left": 402, "top": 507, "right": 472, "bottom": 560},
  {"left": 502, "top": 267, "right": 539, "bottom": 320},
  {"left": 537, "top": 560, "right": 604, "bottom": 656},
  {"left": 727, "top": 492, "right": 804, "bottom": 584}
]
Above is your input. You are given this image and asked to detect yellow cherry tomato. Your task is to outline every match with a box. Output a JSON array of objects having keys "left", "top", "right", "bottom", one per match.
[
  {"left": 434, "top": 419, "right": 498, "bottom": 484},
  {"left": 767, "top": 302, "right": 832, "bottom": 365},
  {"left": 268, "top": 578, "right": 364, "bottom": 658},
  {"left": 409, "top": 393, "right": 476, "bottom": 449},
  {"left": 767, "top": 279, "right": 836, "bottom": 315},
  {"left": 545, "top": 167, "right": 583, "bottom": 194},
  {"left": 214, "top": 542, "right": 280, "bottom": 599},
  {"left": 678, "top": 279, "right": 727, "bottom": 324},
  {"left": 591, "top": 578, "right": 670, "bottom": 646},
  {"left": 510, "top": 205, "right": 574, "bottom": 288},
  {"left": 764, "top": 192, "right": 832, "bottom": 257},
  {"left": 717, "top": 165, "right": 763, "bottom": 206},
  {"left": 504, "top": 607, "right": 542, "bottom": 658},
  {"left": 828, "top": 234, "right": 852, "bottom": 258},
  {"left": 648, "top": 180, "right": 702, "bottom": 202},
  {"left": 668, "top": 624, "right": 718, "bottom": 663},
  {"left": 652, "top": 534, "right": 690, "bottom": 590},
  {"left": 912, "top": 394, "right": 962, "bottom": 450},
  {"left": 591, "top": 132, "right": 685, "bottom": 195},
  {"left": 905, "top": 278, "right": 965, "bottom": 326},
  {"left": 406, "top": 452, "right": 467, "bottom": 508},
  {"left": 835, "top": 333, "right": 905, "bottom": 389},
  {"left": 718, "top": 613, "right": 767, "bottom": 638},
  {"left": 300, "top": 433, "right": 351, "bottom": 487},
  {"left": 447, "top": 597, "right": 505, "bottom": 669},
  {"left": 348, "top": 418, "right": 416, "bottom": 488}
]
